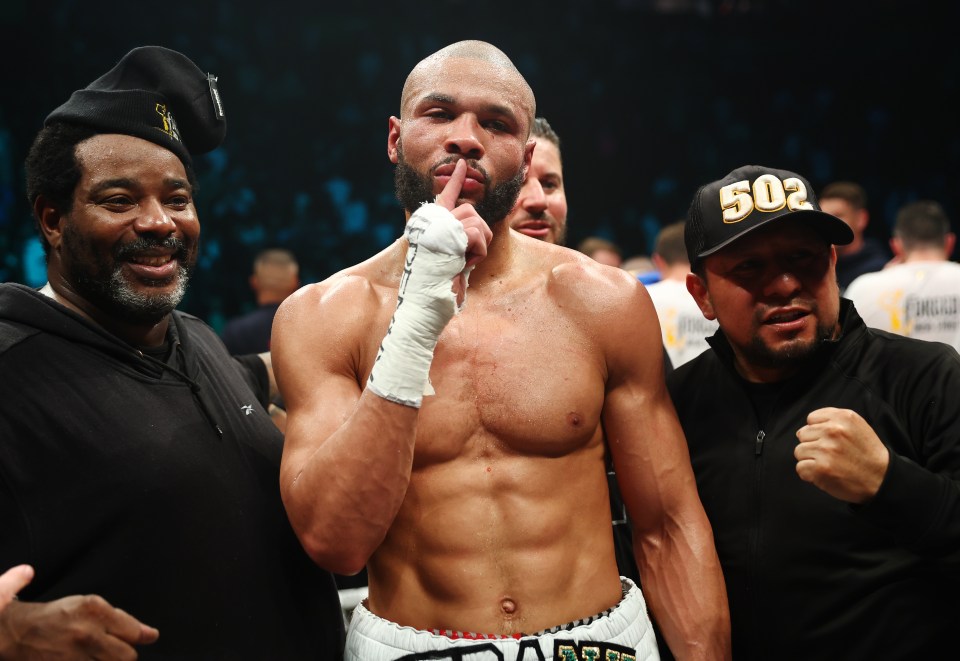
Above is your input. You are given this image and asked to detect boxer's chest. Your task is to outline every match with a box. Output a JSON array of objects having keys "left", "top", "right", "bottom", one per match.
[{"left": 417, "top": 290, "right": 605, "bottom": 460}]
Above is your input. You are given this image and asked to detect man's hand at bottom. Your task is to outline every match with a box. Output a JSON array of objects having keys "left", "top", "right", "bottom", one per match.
[{"left": 0, "top": 594, "right": 158, "bottom": 660}]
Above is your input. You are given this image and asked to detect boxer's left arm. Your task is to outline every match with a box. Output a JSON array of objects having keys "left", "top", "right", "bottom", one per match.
[
  {"left": 794, "top": 407, "right": 890, "bottom": 503},
  {"left": 602, "top": 274, "right": 731, "bottom": 661}
]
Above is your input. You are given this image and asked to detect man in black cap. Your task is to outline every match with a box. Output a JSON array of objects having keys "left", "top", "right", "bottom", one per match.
[
  {"left": 0, "top": 46, "right": 344, "bottom": 658},
  {"left": 668, "top": 164, "right": 960, "bottom": 659}
]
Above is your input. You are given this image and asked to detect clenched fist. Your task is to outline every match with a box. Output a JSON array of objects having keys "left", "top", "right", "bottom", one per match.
[{"left": 795, "top": 407, "right": 890, "bottom": 503}]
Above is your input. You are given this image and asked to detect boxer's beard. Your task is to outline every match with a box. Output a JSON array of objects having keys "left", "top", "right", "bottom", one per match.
[{"left": 395, "top": 150, "right": 524, "bottom": 224}]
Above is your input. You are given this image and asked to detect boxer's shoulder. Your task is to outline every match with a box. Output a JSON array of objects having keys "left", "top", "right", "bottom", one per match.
[
  {"left": 278, "top": 264, "right": 400, "bottom": 339},
  {"left": 546, "top": 249, "right": 642, "bottom": 310}
]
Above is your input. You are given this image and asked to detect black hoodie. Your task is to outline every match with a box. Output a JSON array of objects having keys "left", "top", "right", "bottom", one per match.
[{"left": 0, "top": 283, "right": 344, "bottom": 659}]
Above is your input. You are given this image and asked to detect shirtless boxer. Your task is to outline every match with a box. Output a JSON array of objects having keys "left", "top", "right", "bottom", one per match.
[{"left": 274, "top": 40, "right": 729, "bottom": 661}]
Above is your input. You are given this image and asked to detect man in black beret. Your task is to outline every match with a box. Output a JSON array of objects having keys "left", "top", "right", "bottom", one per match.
[{"left": 0, "top": 46, "right": 345, "bottom": 659}]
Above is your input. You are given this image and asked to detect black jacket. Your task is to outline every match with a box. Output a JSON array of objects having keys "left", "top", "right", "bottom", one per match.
[
  {"left": 668, "top": 300, "right": 960, "bottom": 660},
  {"left": 0, "top": 283, "right": 344, "bottom": 660}
]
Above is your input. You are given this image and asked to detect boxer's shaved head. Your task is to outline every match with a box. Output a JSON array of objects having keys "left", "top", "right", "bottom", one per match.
[{"left": 399, "top": 40, "right": 536, "bottom": 136}]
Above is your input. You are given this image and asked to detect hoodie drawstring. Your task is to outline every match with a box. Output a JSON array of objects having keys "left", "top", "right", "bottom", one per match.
[{"left": 138, "top": 344, "right": 224, "bottom": 439}]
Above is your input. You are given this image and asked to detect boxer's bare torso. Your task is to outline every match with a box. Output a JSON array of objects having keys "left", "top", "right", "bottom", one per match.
[
  {"left": 278, "top": 230, "right": 637, "bottom": 634},
  {"left": 372, "top": 234, "right": 625, "bottom": 634},
  {"left": 276, "top": 41, "right": 729, "bottom": 657}
]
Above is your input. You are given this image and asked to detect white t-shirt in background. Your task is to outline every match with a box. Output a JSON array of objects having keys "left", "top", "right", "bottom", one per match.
[
  {"left": 844, "top": 260, "right": 960, "bottom": 351},
  {"left": 646, "top": 278, "right": 718, "bottom": 368}
]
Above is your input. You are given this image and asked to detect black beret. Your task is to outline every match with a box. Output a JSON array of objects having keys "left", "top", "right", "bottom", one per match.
[{"left": 45, "top": 45, "right": 226, "bottom": 165}]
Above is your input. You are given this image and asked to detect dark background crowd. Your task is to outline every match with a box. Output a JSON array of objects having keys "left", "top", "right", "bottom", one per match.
[{"left": 1, "top": 0, "right": 957, "bottom": 327}]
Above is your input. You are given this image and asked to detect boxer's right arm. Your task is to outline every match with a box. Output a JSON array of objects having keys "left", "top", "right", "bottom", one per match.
[
  {"left": 275, "top": 161, "right": 488, "bottom": 574},
  {"left": 275, "top": 293, "right": 419, "bottom": 574}
]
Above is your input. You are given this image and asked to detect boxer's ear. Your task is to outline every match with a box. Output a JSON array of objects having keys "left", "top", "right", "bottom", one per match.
[{"left": 387, "top": 117, "right": 401, "bottom": 164}]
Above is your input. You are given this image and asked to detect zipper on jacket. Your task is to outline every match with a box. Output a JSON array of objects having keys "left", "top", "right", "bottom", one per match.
[{"left": 755, "top": 430, "right": 766, "bottom": 456}]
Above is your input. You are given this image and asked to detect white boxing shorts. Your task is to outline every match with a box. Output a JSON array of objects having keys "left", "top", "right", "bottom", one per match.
[{"left": 344, "top": 577, "right": 660, "bottom": 660}]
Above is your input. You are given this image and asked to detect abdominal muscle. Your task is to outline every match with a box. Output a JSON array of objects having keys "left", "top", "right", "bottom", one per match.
[{"left": 364, "top": 434, "right": 625, "bottom": 636}]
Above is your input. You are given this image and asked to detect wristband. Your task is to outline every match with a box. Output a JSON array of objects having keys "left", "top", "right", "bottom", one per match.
[{"left": 367, "top": 204, "right": 468, "bottom": 407}]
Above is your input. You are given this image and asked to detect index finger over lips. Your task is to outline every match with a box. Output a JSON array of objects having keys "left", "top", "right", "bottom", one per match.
[{"left": 435, "top": 159, "right": 467, "bottom": 210}]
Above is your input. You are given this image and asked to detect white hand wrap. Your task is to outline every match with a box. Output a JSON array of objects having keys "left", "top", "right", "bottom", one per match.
[{"left": 367, "top": 203, "right": 469, "bottom": 407}]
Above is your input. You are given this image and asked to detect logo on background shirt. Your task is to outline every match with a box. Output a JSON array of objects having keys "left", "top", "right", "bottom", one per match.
[
  {"left": 904, "top": 293, "right": 960, "bottom": 334},
  {"left": 240, "top": 404, "right": 254, "bottom": 416},
  {"left": 879, "top": 290, "right": 910, "bottom": 334}
]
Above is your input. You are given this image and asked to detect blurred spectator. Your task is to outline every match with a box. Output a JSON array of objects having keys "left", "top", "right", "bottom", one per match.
[
  {"left": 622, "top": 254, "right": 661, "bottom": 285},
  {"left": 507, "top": 117, "right": 567, "bottom": 245},
  {"left": 577, "top": 236, "right": 623, "bottom": 267},
  {"left": 221, "top": 248, "right": 300, "bottom": 354},
  {"left": 646, "top": 221, "right": 718, "bottom": 367},
  {"left": 818, "top": 181, "right": 890, "bottom": 291},
  {"left": 844, "top": 200, "right": 960, "bottom": 350}
]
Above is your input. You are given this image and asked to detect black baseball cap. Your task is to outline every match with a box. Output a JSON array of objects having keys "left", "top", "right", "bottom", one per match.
[
  {"left": 45, "top": 45, "right": 226, "bottom": 166},
  {"left": 685, "top": 165, "right": 853, "bottom": 269}
]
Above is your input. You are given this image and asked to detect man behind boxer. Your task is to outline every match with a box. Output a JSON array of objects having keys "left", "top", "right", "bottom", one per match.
[
  {"left": 274, "top": 40, "right": 729, "bottom": 660},
  {"left": 506, "top": 116, "right": 567, "bottom": 246}
]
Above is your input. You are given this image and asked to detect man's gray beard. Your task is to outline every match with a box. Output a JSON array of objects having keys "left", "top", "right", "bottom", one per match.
[
  {"left": 70, "top": 263, "right": 190, "bottom": 324},
  {"left": 394, "top": 151, "right": 524, "bottom": 224},
  {"left": 63, "top": 226, "right": 192, "bottom": 324},
  {"left": 107, "top": 265, "right": 189, "bottom": 320}
]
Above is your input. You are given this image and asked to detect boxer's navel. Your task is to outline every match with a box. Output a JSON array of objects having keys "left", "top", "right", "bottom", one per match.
[{"left": 500, "top": 597, "right": 517, "bottom": 616}]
